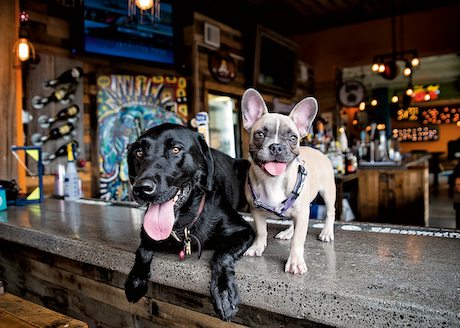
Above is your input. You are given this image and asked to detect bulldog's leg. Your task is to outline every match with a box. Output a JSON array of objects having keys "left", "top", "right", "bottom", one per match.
[
  {"left": 125, "top": 235, "right": 154, "bottom": 303},
  {"left": 211, "top": 216, "right": 255, "bottom": 321},
  {"left": 318, "top": 175, "right": 336, "bottom": 242},
  {"left": 285, "top": 212, "right": 309, "bottom": 275},
  {"left": 243, "top": 209, "right": 267, "bottom": 256}
]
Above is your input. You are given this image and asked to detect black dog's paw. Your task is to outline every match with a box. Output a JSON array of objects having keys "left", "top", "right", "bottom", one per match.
[
  {"left": 210, "top": 274, "right": 240, "bottom": 321},
  {"left": 125, "top": 274, "right": 148, "bottom": 303}
]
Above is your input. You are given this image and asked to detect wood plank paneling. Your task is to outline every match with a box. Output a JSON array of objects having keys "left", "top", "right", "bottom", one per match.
[{"left": 0, "top": 0, "right": 18, "bottom": 181}]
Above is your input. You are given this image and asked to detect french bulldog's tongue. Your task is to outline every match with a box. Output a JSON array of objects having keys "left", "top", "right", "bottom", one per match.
[
  {"left": 264, "top": 162, "right": 287, "bottom": 176},
  {"left": 143, "top": 200, "right": 175, "bottom": 241}
]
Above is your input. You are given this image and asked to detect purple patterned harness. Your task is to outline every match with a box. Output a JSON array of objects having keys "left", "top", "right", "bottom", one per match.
[{"left": 248, "top": 158, "right": 307, "bottom": 219}]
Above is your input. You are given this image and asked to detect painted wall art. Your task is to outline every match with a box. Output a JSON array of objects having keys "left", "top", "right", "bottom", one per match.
[{"left": 97, "top": 74, "right": 188, "bottom": 201}]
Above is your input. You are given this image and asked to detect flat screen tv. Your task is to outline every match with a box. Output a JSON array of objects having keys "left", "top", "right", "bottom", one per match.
[
  {"left": 78, "top": 0, "right": 179, "bottom": 67},
  {"left": 253, "top": 25, "right": 300, "bottom": 97}
]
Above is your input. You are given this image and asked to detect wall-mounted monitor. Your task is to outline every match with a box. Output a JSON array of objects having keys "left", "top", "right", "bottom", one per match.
[
  {"left": 73, "top": 0, "right": 181, "bottom": 68},
  {"left": 253, "top": 25, "right": 300, "bottom": 97}
]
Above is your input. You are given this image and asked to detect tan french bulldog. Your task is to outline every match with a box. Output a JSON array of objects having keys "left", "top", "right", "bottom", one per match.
[{"left": 241, "top": 88, "right": 336, "bottom": 275}]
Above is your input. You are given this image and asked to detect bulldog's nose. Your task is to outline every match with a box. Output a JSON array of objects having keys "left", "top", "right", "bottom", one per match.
[
  {"left": 132, "top": 179, "right": 156, "bottom": 196},
  {"left": 269, "top": 143, "right": 285, "bottom": 156}
]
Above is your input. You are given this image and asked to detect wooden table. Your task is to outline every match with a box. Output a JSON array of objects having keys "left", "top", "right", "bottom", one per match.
[{"left": 0, "top": 292, "right": 88, "bottom": 328}]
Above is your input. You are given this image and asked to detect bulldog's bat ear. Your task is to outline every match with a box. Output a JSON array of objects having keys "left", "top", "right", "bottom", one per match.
[
  {"left": 241, "top": 88, "right": 269, "bottom": 131},
  {"left": 289, "top": 97, "right": 318, "bottom": 139}
]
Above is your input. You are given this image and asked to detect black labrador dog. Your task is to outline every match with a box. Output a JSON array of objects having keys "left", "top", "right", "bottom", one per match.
[{"left": 124, "top": 123, "right": 255, "bottom": 321}]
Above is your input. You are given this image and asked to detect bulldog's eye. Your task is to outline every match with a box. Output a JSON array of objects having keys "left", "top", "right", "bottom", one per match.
[
  {"left": 254, "top": 131, "right": 264, "bottom": 140},
  {"left": 171, "top": 147, "right": 181, "bottom": 154},
  {"left": 290, "top": 135, "right": 298, "bottom": 143},
  {"left": 136, "top": 150, "right": 143, "bottom": 158}
]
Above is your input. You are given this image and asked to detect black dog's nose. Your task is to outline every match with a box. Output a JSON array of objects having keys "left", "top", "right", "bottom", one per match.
[
  {"left": 133, "top": 179, "right": 156, "bottom": 196},
  {"left": 269, "top": 143, "right": 286, "bottom": 156}
]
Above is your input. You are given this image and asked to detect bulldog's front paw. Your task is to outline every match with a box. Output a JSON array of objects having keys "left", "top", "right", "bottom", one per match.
[
  {"left": 285, "top": 252, "right": 308, "bottom": 275},
  {"left": 243, "top": 240, "right": 266, "bottom": 256},
  {"left": 125, "top": 273, "right": 148, "bottom": 303},
  {"left": 275, "top": 225, "right": 294, "bottom": 240},
  {"left": 318, "top": 228, "right": 334, "bottom": 242}
]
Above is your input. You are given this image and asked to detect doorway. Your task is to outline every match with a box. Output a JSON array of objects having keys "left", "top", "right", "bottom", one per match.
[{"left": 208, "top": 93, "right": 242, "bottom": 158}]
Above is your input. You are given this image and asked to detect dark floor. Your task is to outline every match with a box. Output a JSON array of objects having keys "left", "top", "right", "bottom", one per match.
[{"left": 428, "top": 173, "right": 456, "bottom": 229}]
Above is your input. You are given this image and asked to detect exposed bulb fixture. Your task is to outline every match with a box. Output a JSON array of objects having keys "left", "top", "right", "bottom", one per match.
[
  {"left": 13, "top": 11, "right": 36, "bottom": 68},
  {"left": 371, "top": 63, "right": 379, "bottom": 72},
  {"left": 411, "top": 57, "right": 419, "bottom": 67},
  {"left": 391, "top": 95, "right": 399, "bottom": 103},
  {"left": 404, "top": 66, "right": 412, "bottom": 76},
  {"left": 135, "top": 0, "right": 154, "bottom": 10},
  {"left": 359, "top": 102, "right": 366, "bottom": 111},
  {"left": 371, "top": 99, "right": 378, "bottom": 106},
  {"left": 424, "top": 93, "right": 431, "bottom": 101}
]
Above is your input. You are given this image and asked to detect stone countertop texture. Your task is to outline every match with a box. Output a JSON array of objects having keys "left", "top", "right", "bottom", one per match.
[{"left": 0, "top": 198, "right": 459, "bottom": 327}]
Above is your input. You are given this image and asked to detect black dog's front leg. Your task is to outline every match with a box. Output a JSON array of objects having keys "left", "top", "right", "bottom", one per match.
[
  {"left": 210, "top": 222, "right": 255, "bottom": 321},
  {"left": 125, "top": 239, "right": 154, "bottom": 303}
]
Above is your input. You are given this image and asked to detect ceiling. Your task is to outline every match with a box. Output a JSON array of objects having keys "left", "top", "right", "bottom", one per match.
[{"left": 190, "top": 0, "right": 458, "bottom": 37}]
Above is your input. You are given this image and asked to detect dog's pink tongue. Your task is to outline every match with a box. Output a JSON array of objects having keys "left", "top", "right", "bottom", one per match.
[
  {"left": 264, "top": 162, "right": 287, "bottom": 176},
  {"left": 143, "top": 200, "right": 175, "bottom": 241}
]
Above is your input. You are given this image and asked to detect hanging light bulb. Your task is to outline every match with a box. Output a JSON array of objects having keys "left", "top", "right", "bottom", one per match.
[
  {"left": 13, "top": 37, "right": 35, "bottom": 66},
  {"left": 391, "top": 94, "right": 399, "bottom": 103},
  {"left": 378, "top": 64, "right": 385, "bottom": 73},
  {"left": 424, "top": 93, "right": 431, "bottom": 101},
  {"left": 411, "top": 57, "right": 419, "bottom": 67},
  {"left": 359, "top": 102, "right": 366, "bottom": 111},
  {"left": 406, "top": 88, "right": 413, "bottom": 96},
  {"left": 13, "top": 10, "right": 36, "bottom": 68},
  {"left": 404, "top": 66, "right": 412, "bottom": 76},
  {"left": 135, "top": 0, "right": 154, "bottom": 10},
  {"left": 372, "top": 63, "right": 379, "bottom": 72},
  {"left": 371, "top": 99, "right": 378, "bottom": 106}
]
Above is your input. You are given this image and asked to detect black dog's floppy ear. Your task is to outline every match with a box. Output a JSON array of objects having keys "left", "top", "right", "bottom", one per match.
[
  {"left": 197, "top": 134, "right": 214, "bottom": 191},
  {"left": 127, "top": 143, "right": 137, "bottom": 185}
]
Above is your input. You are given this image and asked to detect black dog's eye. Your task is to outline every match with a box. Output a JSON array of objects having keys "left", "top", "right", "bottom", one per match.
[
  {"left": 171, "top": 147, "right": 181, "bottom": 154},
  {"left": 290, "top": 135, "right": 298, "bottom": 143},
  {"left": 136, "top": 150, "right": 143, "bottom": 158},
  {"left": 254, "top": 131, "right": 264, "bottom": 140}
]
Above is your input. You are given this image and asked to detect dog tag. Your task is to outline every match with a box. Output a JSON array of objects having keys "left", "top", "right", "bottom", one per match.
[{"left": 185, "top": 240, "right": 192, "bottom": 255}]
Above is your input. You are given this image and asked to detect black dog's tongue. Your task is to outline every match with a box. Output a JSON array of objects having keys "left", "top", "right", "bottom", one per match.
[{"left": 143, "top": 200, "right": 175, "bottom": 241}]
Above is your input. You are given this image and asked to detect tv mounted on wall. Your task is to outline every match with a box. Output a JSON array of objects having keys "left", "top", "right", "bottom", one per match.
[
  {"left": 74, "top": 0, "right": 180, "bottom": 67},
  {"left": 253, "top": 25, "right": 300, "bottom": 97}
]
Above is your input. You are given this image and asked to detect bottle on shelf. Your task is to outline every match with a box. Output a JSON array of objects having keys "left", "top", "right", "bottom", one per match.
[
  {"left": 64, "top": 143, "right": 80, "bottom": 201},
  {"left": 31, "top": 123, "right": 75, "bottom": 146},
  {"left": 32, "top": 83, "right": 77, "bottom": 109},
  {"left": 42, "top": 141, "right": 79, "bottom": 165},
  {"left": 38, "top": 105, "right": 79, "bottom": 128},
  {"left": 42, "top": 67, "right": 83, "bottom": 89}
]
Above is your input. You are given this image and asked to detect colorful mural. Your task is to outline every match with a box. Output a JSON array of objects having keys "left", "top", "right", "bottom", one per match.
[{"left": 97, "top": 75, "right": 188, "bottom": 201}]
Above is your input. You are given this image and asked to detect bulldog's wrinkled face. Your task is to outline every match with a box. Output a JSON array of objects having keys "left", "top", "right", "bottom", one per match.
[
  {"left": 248, "top": 113, "right": 300, "bottom": 176},
  {"left": 241, "top": 88, "right": 318, "bottom": 177}
]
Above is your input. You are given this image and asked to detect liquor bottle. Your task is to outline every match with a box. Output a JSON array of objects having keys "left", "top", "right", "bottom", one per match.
[
  {"left": 31, "top": 123, "right": 75, "bottom": 146},
  {"left": 38, "top": 105, "right": 79, "bottom": 128},
  {"left": 42, "top": 67, "right": 83, "bottom": 89},
  {"left": 64, "top": 143, "right": 80, "bottom": 201},
  {"left": 42, "top": 141, "right": 79, "bottom": 165},
  {"left": 32, "top": 83, "right": 77, "bottom": 109}
]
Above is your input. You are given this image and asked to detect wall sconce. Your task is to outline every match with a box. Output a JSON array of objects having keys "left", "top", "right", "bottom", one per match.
[
  {"left": 128, "top": 0, "right": 160, "bottom": 24},
  {"left": 13, "top": 11, "right": 35, "bottom": 69}
]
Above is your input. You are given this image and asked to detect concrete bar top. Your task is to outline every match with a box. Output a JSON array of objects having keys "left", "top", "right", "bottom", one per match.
[{"left": 0, "top": 198, "right": 459, "bottom": 327}]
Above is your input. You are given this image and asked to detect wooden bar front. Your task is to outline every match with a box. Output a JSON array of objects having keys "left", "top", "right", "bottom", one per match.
[{"left": 357, "top": 155, "right": 430, "bottom": 226}]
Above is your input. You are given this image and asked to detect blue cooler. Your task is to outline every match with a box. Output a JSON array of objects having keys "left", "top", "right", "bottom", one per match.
[{"left": 0, "top": 186, "right": 7, "bottom": 211}]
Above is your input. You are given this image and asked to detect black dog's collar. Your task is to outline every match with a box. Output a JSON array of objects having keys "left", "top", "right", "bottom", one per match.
[
  {"left": 248, "top": 158, "right": 307, "bottom": 219},
  {"left": 170, "top": 193, "right": 206, "bottom": 259}
]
